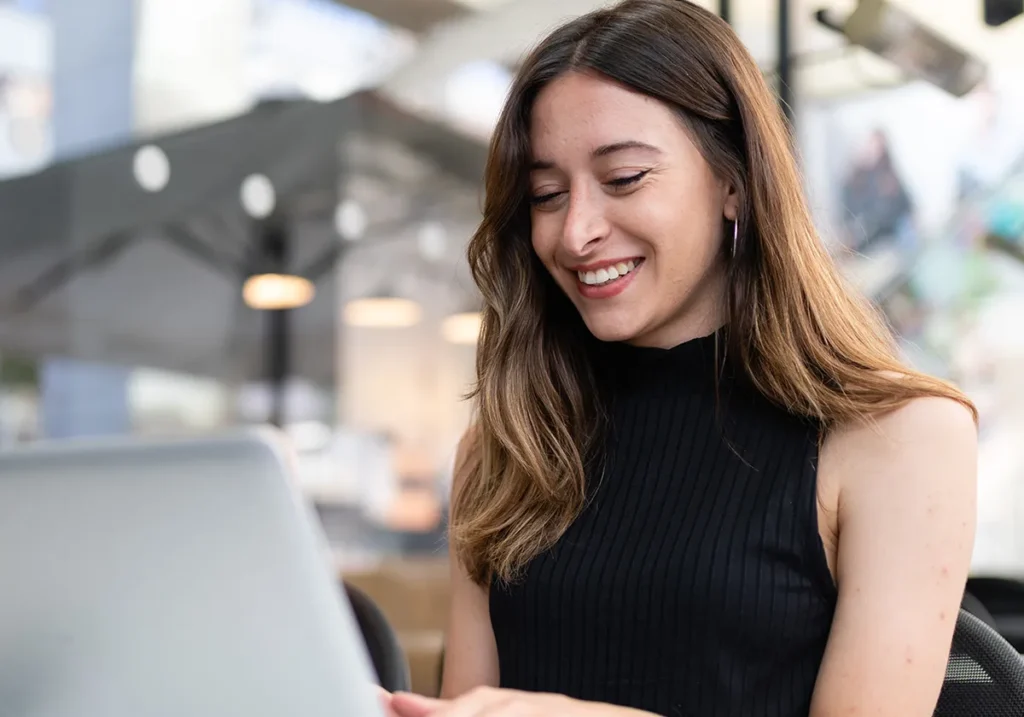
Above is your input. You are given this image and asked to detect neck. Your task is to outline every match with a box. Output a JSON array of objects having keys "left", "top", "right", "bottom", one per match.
[{"left": 626, "top": 265, "right": 728, "bottom": 349}]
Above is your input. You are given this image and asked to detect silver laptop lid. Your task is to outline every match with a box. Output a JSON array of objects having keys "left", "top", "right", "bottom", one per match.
[{"left": 0, "top": 430, "right": 383, "bottom": 717}]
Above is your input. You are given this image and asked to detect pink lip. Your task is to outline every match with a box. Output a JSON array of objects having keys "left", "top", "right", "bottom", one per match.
[
  {"left": 573, "top": 259, "right": 643, "bottom": 300},
  {"left": 567, "top": 256, "right": 644, "bottom": 272}
]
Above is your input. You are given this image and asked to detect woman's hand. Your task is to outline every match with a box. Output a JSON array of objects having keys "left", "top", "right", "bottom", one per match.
[
  {"left": 377, "top": 686, "right": 403, "bottom": 717},
  {"left": 386, "top": 687, "right": 657, "bottom": 717}
]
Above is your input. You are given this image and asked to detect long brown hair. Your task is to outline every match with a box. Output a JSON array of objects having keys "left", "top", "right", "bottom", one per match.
[{"left": 453, "top": 0, "right": 975, "bottom": 586}]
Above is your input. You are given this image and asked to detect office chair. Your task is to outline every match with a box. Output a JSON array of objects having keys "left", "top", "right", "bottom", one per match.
[
  {"left": 344, "top": 581, "right": 412, "bottom": 693},
  {"left": 934, "top": 609, "right": 1024, "bottom": 716},
  {"left": 968, "top": 576, "right": 1024, "bottom": 615},
  {"left": 966, "top": 576, "right": 1024, "bottom": 651},
  {"left": 961, "top": 590, "right": 998, "bottom": 629}
]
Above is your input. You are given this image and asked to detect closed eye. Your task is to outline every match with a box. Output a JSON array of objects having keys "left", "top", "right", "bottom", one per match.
[
  {"left": 529, "top": 169, "right": 650, "bottom": 207},
  {"left": 607, "top": 170, "right": 650, "bottom": 188},
  {"left": 530, "top": 191, "right": 563, "bottom": 206}
]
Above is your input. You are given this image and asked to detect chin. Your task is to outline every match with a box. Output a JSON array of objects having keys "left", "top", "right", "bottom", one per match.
[{"left": 579, "top": 313, "right": 644, "bottom": 344}]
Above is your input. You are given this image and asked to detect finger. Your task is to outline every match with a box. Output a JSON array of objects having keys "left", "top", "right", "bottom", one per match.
[
  {"left": 376, "top": 686, "right": 400, "bottom": 717},
  {"left": 390, "top": 691, "right": 446, "bottom": 717},
  {"left": 426, "top": 687, "right": 517, "bottom": 717}
]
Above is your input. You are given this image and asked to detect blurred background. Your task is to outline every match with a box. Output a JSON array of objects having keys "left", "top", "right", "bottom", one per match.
[{"left": 1, "top": 0, "right": 1023, "bottom": 694}]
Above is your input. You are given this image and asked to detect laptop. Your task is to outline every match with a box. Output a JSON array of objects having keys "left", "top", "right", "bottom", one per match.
[{"left": 0, "top": 429, "right": 384, "bottom": 717}]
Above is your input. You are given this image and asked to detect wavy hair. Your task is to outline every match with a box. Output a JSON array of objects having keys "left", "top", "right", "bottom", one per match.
[{"left": 452, "top": 0, "right": 976, "bottom": 586}]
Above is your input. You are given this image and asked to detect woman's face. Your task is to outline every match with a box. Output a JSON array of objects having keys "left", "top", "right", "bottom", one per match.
[{"left": 528, "top": 71, "right": 737, "bottom": 348}]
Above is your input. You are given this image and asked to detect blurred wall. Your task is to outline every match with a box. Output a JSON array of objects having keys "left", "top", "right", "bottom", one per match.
[
  {"left": 133, "top": 0, "right": 252, "bottom": 136},
  {"left": 340, "top": 321, "right": 476, "bottom": 481},
  {"left": 0, "top": 5, "right": 52, "bottom": 178},
  {"left": 39, "top": 0, "right": 135, "bottom": 439}
]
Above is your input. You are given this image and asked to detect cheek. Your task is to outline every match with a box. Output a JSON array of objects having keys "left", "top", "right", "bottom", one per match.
[
  {"left": 641, "top": 194, "right": 722, "bottom": 262},
  {"left": 530, "top": 221, "right": 560, "bottom": 268}
]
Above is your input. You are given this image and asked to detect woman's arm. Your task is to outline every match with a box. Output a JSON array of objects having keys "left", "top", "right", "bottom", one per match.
[
  {"left": 810, "top": 396, "right": 978, "bottom": 716},
  {"left": 439, "top": 428, "right": 500, "bottom": 699}
]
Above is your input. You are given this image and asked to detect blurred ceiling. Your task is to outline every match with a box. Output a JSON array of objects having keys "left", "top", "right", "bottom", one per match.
[
  {"left": 2, "top": 0, "right": 1023, "bottom": 388},
  {"left": 335, "top": 0, "right": 469, "bottom": 32},
  {"left": 0, "top": 93, "right": 485, "bottom": 386},
  {"left": 348, "top": 0, "right": 1024, "bottom": 133}
]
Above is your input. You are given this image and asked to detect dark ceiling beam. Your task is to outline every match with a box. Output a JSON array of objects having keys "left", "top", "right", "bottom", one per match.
[
  {"left": 355, "top": 92, "right": 488, "bottom": 184},
  {"left": 10, "top": 231, "right": 136, "bottom": 312},
  {"left": 0, "top": 89, "right": 486, "bottom": 386},
  {"left": 334, "top": 0, "right": 470, "bottom": 33},
  {"left": 0, "top": 91, "right": 485, "bottom": 272},
  {"left": 0, "top": 98, "right": 354, "bottom": 264}
]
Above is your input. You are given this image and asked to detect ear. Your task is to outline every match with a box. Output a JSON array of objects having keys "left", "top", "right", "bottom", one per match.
[{"left": 722, "top": 179, "right": 740, "bottom": 222}]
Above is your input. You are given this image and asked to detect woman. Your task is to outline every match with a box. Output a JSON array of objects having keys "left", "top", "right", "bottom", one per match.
[{"left": 385, "top": 0, "right": 978, "bottom": 715}]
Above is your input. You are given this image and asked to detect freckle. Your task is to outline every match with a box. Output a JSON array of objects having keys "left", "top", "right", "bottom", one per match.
[
  {"left": 906, "top": 657, "right": 913, "bottom": 664},
  {"left": 940, "top": 611, "right": 946, "bottom": 621}
]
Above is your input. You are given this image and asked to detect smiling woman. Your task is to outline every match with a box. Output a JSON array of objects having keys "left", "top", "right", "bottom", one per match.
[
  {"left": 381, "top": 2, "right": 981, "bottom": 717},
  {"left": 528, "top": 73, "right": 732, "bottom": 346}
]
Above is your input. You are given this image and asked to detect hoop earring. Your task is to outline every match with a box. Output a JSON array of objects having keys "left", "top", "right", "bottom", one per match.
[{"left": 732, "top": 219, "right": 739, "bottom": 258}]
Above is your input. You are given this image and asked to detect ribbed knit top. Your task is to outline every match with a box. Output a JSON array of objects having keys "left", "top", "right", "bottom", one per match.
[{"left": 489, "top": 331, "right": 838, "bottom": 717}]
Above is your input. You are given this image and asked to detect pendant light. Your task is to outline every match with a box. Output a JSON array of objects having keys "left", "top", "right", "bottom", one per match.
[
  {"left": 441, "top": 299, "right": 482, "bottom": 345},
  {"left": 243, "top": 273, "right": 316, "bottom": 310},
  {"left": 344, "top": 289, "right": 423, "bottom": 328}
]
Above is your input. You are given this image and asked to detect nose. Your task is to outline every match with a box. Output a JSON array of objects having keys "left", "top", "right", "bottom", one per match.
[{"left": 562, "top": 183, "right": 611, "bottom": 256}]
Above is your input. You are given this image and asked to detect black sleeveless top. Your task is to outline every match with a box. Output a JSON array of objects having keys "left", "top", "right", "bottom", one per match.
[{"left": 489, "top": 331, "right": 838, "bottom": 717}]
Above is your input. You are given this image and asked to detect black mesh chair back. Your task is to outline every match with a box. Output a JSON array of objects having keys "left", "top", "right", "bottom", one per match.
[
  {"left": 934, "top": 609, "right": 1024, "bottom": 716},
  {"left": 966, "top": 576, "right": 1024, "bottom": 651},
  {"left": 967, "top": 576, "right": 1024, "bottom": 615},
  {"left": 961, "top": 590, "right": 998, "bottom": 630},
  {"left": 343, "top": 581, "right": 411, "bottom": 693}
]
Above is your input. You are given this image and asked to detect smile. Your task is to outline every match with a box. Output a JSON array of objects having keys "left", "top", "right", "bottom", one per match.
[
  {"left": 571, "top": 258, "right": 644, "bottom": 300},
  {"left": 576, "top": 259, "right": 642, "bottom": 287}
]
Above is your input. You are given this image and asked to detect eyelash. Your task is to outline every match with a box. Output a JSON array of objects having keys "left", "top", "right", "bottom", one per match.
[
  {"left": 530, "top": 170, "right": 650, "bottom": 206},
  {"left": 608, "top": 170, "right": 650, "bottom": 187}
]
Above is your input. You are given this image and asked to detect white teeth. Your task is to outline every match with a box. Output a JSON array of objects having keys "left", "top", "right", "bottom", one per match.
[{"left": 576, "top": 260, "right": 640, "bottom": 286}]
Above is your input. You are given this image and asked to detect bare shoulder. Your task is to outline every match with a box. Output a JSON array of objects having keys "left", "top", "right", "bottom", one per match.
[
  {"left": 823, "top": 395, "right": 978, "bottom": 527},
  {"left": 850, "top": 394, "right": 975, "bottom": 437},
  {"left": 826, "top": 396, "right": 976, "bottom": 472}
]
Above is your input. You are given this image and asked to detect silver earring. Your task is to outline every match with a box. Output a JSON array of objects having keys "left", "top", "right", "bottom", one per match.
[{"left": 732, "top": 219, "right": 739, "bottom": 257}]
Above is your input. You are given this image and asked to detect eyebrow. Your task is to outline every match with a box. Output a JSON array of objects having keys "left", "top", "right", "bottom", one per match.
[{"left": 529, "top": 140, "right": 663, "bottom": 171}]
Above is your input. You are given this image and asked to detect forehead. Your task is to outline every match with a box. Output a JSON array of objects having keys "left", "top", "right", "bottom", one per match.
[{"left": 529, "top": 71, "right": 682, "bottom": 156}]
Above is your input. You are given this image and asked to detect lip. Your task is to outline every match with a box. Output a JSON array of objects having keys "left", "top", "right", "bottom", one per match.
[
  {"left": 573, "top": 258, "right": 643, "bottom": 300},
  {"left": 568, "top": 256, "right": 644, "bottom": 272}
]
